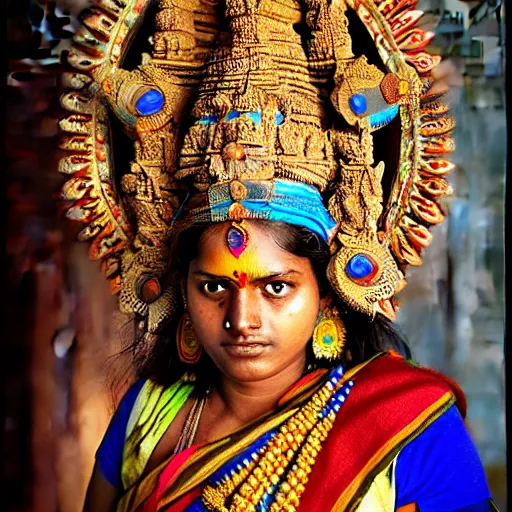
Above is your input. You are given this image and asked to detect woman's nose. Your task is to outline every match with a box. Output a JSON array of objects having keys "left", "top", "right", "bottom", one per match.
[{"left": 225, "top": 288, "right": 261, "bottom": 335}]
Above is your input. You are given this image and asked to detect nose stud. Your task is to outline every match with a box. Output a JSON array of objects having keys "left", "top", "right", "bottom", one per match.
[{"left": 224, "top": 320, "right": 231, "bottom": 330}]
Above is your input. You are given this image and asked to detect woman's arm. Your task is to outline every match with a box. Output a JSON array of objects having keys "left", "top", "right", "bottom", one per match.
[
  {"left": 82, "top": 379, "right": 146, "bottom": 511},
  {"left": 83, "top": 463, "right": 120, "bottom": 512}
]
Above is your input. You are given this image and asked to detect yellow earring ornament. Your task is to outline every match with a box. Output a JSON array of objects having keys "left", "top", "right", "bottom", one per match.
[
  {"left": 313, "top": 307, "right": 346, "bottom": 361},
  {"left": 176, "top": 313, "right": 202, "bottom": 365}
]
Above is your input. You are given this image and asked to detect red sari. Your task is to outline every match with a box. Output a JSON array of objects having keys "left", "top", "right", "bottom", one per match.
[{"left": 117, "top": 352, "right": 464, "bottom": 512}]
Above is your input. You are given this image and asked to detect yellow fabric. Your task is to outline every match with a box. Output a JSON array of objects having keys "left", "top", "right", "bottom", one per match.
[
  {"left": 353, "top": 458, "right": 396, "bottom": 512},
  {"left": 121, "top": 379, "right": 194, "bottom": 490}
]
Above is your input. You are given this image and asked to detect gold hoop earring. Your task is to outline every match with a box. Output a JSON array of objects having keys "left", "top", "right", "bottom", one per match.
[
  {"left": 312, "top": 306, "right": 346, "bottom": 361},
  {"left": 177, "top": 312, "right": 202, "bottom": 364}
]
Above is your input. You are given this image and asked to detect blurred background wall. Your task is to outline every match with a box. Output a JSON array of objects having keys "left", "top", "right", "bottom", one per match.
[{"left": 4, "top": 0, "right": 506, "bottom": 510}]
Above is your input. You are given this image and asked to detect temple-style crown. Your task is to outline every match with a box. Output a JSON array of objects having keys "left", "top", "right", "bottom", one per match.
[{"left": 59, "top": 0, "right": 455, "bottom": 335}]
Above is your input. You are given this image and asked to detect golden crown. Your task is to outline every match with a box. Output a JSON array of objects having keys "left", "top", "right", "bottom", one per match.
[{"left": 58, "top": 0, "right": 455, "bottom": 335}]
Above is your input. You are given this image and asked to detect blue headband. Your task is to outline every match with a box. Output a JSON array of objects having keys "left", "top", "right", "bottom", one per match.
[{"left": 182, "top": 179, "right": 337, "bottom": 243}]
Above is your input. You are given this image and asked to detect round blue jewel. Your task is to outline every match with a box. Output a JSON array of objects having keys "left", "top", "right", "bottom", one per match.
[
  {"left": 227, "top": 227, "right": 244, "bottom": 249},
  {"left": 323, "top": 334, "right": 334, "bottom": 345},
  {"left": 275, "top": 111, "right": 284, "bottom": 125},
  {"left": 346, "top": 254, "right": 374, "bottom": 279},
  {"left": 349, "top": 93, "right": 367, "bottom": 115},
  {"left": 135, "top": 89, "right": 165, "bottom": 116}
]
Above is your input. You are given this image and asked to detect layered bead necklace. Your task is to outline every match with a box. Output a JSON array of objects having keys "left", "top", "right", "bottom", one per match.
[{"left": 184, "top": 364, "right": 353, "bottom": 512}]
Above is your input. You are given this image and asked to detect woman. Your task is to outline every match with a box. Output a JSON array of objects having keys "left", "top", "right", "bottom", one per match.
[
  {"left": 83, "top": 219, "right": 495, "bottom": 512},
  {"left": 57, "top": 0, "right": 496, "bottom": 509}
]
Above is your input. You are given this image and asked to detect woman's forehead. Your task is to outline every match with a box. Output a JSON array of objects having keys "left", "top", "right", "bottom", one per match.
[{"left": 191, "top": 222, "right": 309, "bottom": 282}]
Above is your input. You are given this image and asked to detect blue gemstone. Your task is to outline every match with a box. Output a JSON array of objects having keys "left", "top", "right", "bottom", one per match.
[
  {"left": 225, "top": 110, "right": 240, "bottom": 121},
  {"left": 349, "top": 93, "right": 367, "bottom": 115},
  {"left": 275, "top": 111, "right": 284, "bottom": 125},
  {"left": 333, "top": 403, "right": 341, "bottom": 412},
  {"left": 135, "top": 89, "right": 164, "bottom": 116},
  {"left": 227, "top": 227, "right": 244, "bottom": 249},
  {"left": 323, "top": 334, "right": 334, "bottom": 345},
  {"left": 346, "top": 254, "right": 374, "bottom": 279}
]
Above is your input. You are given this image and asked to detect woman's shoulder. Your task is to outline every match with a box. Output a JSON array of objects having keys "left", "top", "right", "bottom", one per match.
[
  {"left": 395, "top": 404, "right": 491, "bottom": 510},
  {"left": 96, "top": 376, "right": 192, "bottom": 489},
  {"left": 96, "top": 378, "right": 148, "bottom": 488},
  {"left": 352, "top": 351, "right": 467, "bottom": 417}
]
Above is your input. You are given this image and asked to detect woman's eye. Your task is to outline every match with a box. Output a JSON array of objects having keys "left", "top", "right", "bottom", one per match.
[
  {"left": 203, "top": 281, "right": 227, "bottom": 295},
  {"left": 264, "top": 282, "right": 289, "bottom": 296}
]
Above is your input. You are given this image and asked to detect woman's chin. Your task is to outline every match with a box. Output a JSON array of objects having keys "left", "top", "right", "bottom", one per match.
[{"left": 214, "top": 356, "right": 279, "bottom": 384}]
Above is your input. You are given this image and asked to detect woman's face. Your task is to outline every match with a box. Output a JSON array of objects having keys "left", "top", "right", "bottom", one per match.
[{"left": 186, "top": 221, "right": 322, "bottom": 384}]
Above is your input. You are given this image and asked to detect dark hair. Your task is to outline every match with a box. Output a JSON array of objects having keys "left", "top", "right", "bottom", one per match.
[{"left": 134, "top": 221, "right": 411, "bottom": 392}]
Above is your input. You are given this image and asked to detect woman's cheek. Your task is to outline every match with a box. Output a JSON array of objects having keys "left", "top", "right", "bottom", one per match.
[
  {"left": 272, "top": 293, "right": 318, "bottom": 342},
  {"left": 284, "top": 294, "right": 307, "bottom": 316}
]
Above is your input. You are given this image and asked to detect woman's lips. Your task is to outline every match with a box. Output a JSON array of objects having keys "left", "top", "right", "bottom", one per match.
[{"left": 221, "top": 341, "right": 271, "bottom": 358}]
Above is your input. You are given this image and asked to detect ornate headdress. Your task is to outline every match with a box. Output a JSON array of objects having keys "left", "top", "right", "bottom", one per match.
[{"left": 58, "top": 0, "right": 454, "bottom": 337}]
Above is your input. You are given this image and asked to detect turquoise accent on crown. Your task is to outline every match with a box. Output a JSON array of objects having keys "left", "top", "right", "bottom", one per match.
[
  {"left": 135, "top": 89, "right": 164, "bottom": 116},
  {"left": 369, "top": 105, "right": 399, "bottom": 129},
  {"left": 199, "top": 110, "right": 284, "bottom": 126},
  {"left": 245, "top": 111, "right": 262, "bottom": 124}
]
